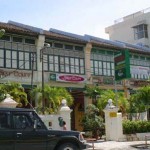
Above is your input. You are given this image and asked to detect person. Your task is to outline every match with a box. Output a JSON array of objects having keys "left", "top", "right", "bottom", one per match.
[{"left": 62, "top": 121, "right": 67, "bottom": 130}]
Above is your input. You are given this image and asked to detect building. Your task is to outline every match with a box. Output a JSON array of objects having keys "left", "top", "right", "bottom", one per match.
[
  {"left": 105, "top": 7, "right": 150, "bottom": 48},
  {"left": 0, "top": 21, "right": 150, "bottom": 131}
]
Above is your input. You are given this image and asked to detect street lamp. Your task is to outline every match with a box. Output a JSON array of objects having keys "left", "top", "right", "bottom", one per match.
[{"left": 40, "top": 43, "right": 50, "bottom": 108}]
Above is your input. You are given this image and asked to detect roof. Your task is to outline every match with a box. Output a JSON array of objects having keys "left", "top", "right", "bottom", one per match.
[
  {"left": 0, "top": 20, "right": 150, "bottom": 54},
  {"left": 0, "top": 21, "right": 38, "bottom": 36},
  {"left": 44, "top": 29, "right": 86, "bottom": 44}
]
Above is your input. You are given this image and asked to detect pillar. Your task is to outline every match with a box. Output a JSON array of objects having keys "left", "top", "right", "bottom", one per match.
[
  {"left": 84, "top": 43, "right": 92, "bottom": 110},
  {"left": 84, "top": 42, "right": 92, "bottom": 81},
  {"left": 103, "top": 99, "right": 125, "bottom": 141},
  {"left": 59, "top": 99, "right": 72, "bottom": 130},
  {"left": 36, "top": 35, "right": 45, "bottom": 83}
]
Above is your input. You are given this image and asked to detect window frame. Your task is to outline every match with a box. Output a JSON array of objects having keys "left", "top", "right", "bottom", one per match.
[{"left": 133, "top": 24, "right": 148, "bottom": 40}]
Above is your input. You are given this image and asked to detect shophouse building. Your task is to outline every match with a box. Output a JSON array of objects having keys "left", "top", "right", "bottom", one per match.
[{"left": 0, "top": 21, "right": 150, "bottom": 131}]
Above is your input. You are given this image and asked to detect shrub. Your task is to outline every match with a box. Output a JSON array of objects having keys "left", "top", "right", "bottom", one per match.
[
  {"left": 123, "top": 120, "right": 150, "bottom": 134},
  {"left": 81, "top": 104, "right": 104, "bottom": 139}
]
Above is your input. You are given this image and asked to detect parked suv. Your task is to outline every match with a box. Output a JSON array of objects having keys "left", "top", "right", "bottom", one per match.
[{"left": 0, "top": 107, "right": 86, "bottom": 150}]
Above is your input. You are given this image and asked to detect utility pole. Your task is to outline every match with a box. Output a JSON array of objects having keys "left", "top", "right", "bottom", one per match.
[
  {"left": 40, "top": 43, "right": 50, "bottom": 108},
  {"left": 31, "top": 52, "right": 34, "bottom": 91}
]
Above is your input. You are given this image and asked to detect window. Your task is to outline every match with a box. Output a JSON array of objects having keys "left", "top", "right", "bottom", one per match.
[
  {"left": 0, "top": 49, "right": 4, "bottom": 67},
  {"left": 0, "top": 112, "right": 10, "bottom": 129},
  {"left": 25, "top": 38, "right": 35, "bottom": 44},
  {"left": 54, "top": 56, "right": 59, "bottom": 72},
  {"left": 0, "top": 35, "right": 10, "bottom": 41},
  {"left": 13, "top": 114, "right": 32, "bottom": 129},
  {"left": 54, "top": 43, "right": 63, "bottom": 48},
  {"left": 90, "top": 51, "right": 114, "bottom": 76},
  {"left": 133, "top": 24, "right": 148, "bottom": 40},
  {"left": 19, "top": 52, "right": 30, "bottom": 69},
  {"left": 43, "top": 41, "right": 85, "bottom": 74},
  {"left": 43, "top": 54, "right": 48, "bottom": 71},
  {"left": 0, "top": 49, "right": 36, "bottom": 70},
  {"left": 49, "top": 55, "right": 54, "bottom": 71},
  {"left": 60, "top": 56, "right": 65, "bottom": 72},
  {"left": 75, "top": 46, "right": 83, "bottom": 51},
  {"left": 65, "top": 44, "right": 73, "bottom": 50},
  {"left": 13, "top": 36, "right": 23, "bottom": 43},
  {"left": 5, "top": 50, "right": 17, "bottom": 68},
  {"left": 130, "top": 53, "right": 150, "bottom": 67},
  {"left": 47, "top": 55, "right": 85, "bottom": 74}
]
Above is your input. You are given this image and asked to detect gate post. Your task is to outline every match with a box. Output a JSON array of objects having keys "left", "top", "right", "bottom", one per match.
[{"left": 103, "top": 99, "right": 124, "bottom": 141}]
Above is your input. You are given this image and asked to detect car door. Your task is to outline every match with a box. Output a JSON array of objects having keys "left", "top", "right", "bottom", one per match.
[
  {"left": 0, "top": 111, "right": 15, "bottom": 150},
  {"left": 13, "top": 112, "right": 47, "bottom": 150}
]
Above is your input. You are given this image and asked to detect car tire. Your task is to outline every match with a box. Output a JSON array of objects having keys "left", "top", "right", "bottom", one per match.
[{"left": 57, "top": 142, "right": 78, "bottom": 150}]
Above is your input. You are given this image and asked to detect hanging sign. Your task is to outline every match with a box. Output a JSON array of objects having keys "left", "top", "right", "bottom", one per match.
[{"left": 114, "top": 50, "right": 131, "bottom": 81}]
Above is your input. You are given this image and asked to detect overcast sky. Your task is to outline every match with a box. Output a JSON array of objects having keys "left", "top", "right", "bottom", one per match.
[{"left": 0, "top": 0, "right": 150, "bottom": 39}]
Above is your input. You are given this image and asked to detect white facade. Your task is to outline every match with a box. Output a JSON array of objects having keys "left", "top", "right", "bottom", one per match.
[{"left": 105, "top": 7, "right": 150, "bottom": 48}]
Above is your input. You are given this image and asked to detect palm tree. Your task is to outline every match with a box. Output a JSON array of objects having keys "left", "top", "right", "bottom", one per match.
[
  {"left": 30, "top": 84, "right": 74, "bottom": 114},
  {"left": 96, "top": 90, "right": 129, "bottom": 117},
  {"left": 0, "top": 82, "right": 28, "bottom": 107},
  {"left": 129, "top": 85, "right": 150, "bottom": 114},
  {"left": 84, "top": 85, "right": 102, "bottom": 104}
]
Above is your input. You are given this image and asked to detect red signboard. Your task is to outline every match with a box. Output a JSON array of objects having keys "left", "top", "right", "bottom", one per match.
[{"left": 58, "top": 75, "right": 85, "bottom": 82}]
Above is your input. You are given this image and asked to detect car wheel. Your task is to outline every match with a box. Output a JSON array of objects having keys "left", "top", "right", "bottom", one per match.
[{"left": 57, "top": 142, "right": 78, "bottom": 150}]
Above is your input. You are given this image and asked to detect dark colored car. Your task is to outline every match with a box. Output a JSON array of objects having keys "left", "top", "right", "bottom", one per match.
[{"left": 0, "top": 107, "right": 87, "bottom": 150}]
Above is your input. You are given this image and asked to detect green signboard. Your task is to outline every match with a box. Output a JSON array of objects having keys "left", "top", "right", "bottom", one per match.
[
  {"left": 49, "top": 73, "right": 56, "bottom": 81},
  {"left": 114, "top": 50, "right": 131, "bottom": 81}
]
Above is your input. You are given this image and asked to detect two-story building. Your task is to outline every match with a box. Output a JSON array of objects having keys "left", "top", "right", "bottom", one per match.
[{"left": 0, "top": 20, "right": 150, "bottom": 130}]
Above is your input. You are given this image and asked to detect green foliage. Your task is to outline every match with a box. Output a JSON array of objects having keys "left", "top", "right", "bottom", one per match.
[
  {"left": 96, "top": 90, "right": 129, "bottom": 116},
  {"left": 97, "top": 90, "right": 115, "bottom": 113},
  {"left": 84, "top": 85, "right": 102, "bottom": 104},
  {"left": 0, "top": 29, "right": 5, "bottom": 38},
  {"left": 81, "top": 104, "right": 104, "bottom": 135},
  {"left": 129, "top": 85, "right": 150, "bottom": 113},
  {"left": 30, "top": 84, "right": 74, "bottom": 114},
  {"left": 0, "top": 82, "right": 28, "bottom": 106},
  {"left": 123, "top": 120, "right": 150, "bottom": 134}
]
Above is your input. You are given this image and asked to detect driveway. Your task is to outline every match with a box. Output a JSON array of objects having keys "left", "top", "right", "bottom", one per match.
[{"left": 86, "top": 140, "right": 150, "bottom": 150}]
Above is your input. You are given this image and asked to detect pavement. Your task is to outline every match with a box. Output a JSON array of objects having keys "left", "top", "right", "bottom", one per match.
[{"left": 86, "top": 139, "right": 150, "bottom": 150}]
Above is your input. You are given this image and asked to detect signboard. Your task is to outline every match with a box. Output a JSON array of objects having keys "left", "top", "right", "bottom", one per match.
[
  {"left": 0, "top": 69, "right": 32, "bottom": 82},
  {"left": 93, "top": 76, "right": 114, "bottom": 85},
  {"left": 49, "top": 74, "right": 57, "bottom": 81},
  {"left": 130, "top": 66, "right": 150, "bottom": 76},
  {"left": 130, "top": 80, "right": 150, "bottom": 86},
  {"left": 114, "top": 50, "right": 131, "bottom": 81},
  {"left": 49, "top": 73, "right": 86, "bottom": 83},
  {"left": 109, "top": 112, "right": 117, "bottom": 118}
]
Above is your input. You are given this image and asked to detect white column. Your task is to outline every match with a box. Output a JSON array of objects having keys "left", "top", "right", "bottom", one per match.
[
  {"left": 59, "top": 99, "right": 72, "bottom": 130},
  {"left": 103, "top": 99, "right": 125, "bottom": 141}
]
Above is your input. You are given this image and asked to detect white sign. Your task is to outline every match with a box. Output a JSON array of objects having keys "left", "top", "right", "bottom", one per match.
[{"left": 130, "top": 66, "right": 150, "bottom": 76}]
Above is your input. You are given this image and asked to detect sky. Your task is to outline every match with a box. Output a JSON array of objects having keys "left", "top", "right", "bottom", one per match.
[{"left": 0, "top": 0, "right": 150, "bottom": 39}]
